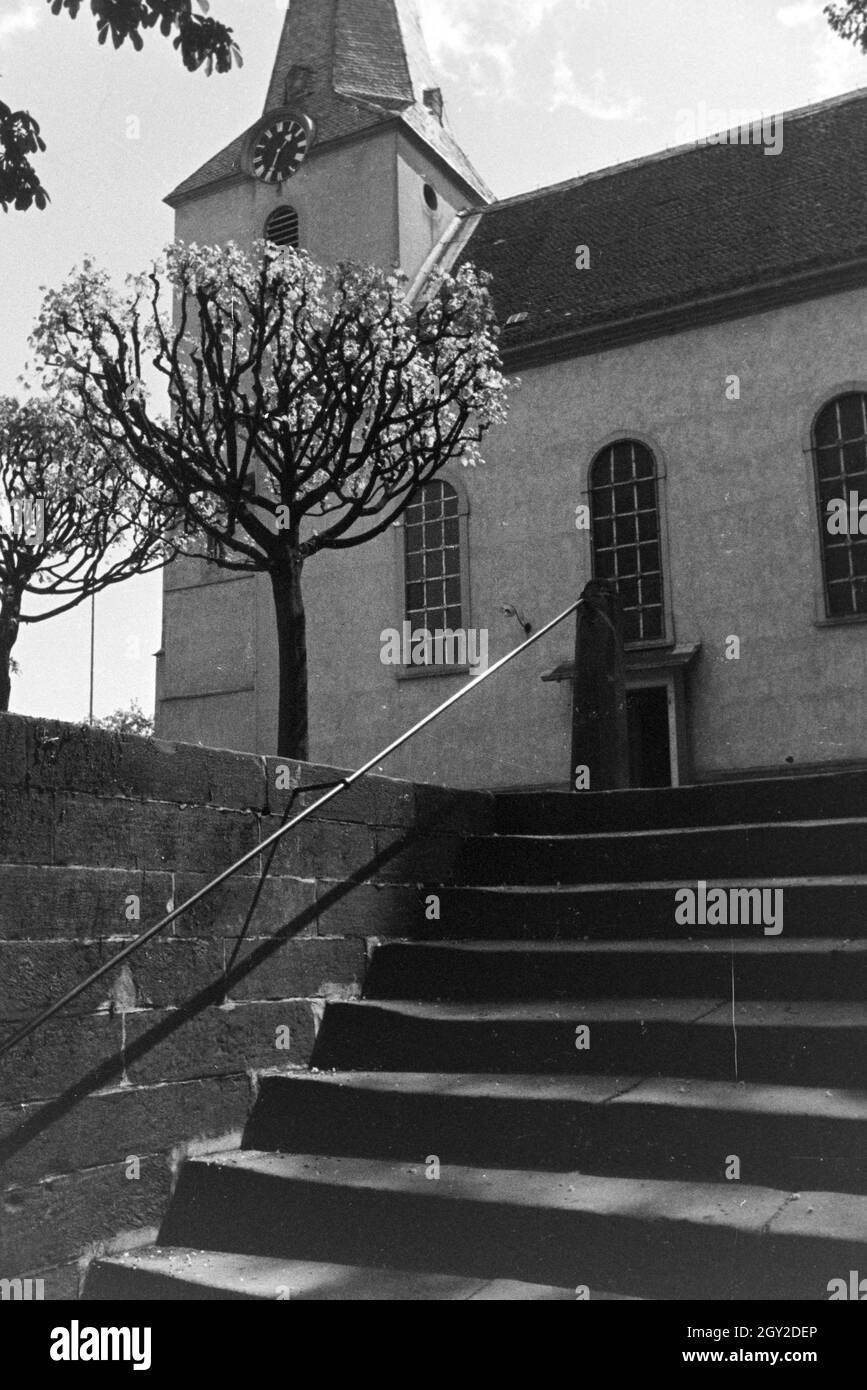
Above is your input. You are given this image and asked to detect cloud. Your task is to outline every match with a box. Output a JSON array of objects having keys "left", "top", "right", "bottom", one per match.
[
  {"left": 417, "top": 0, "right": 602, "bottom": 97},
  {"left": 811, "top": 27, "right": 867, "bottom": 97},
  {"left": 775, "top": 0, "right": 867, "bottom": 98},
  {"left": 0, "top": 3, "right": 41, "bottom": 48},
  {"left": 550, "top": 52, "right": 641, "bottom": 120},
  {"left": 418, "top": 0, "right": 474, "bottom": 66},
  {"left": 418, "top": 0, "right": 599, "bottom": 48},
  {"left": 515, "top": 0, "right": 571, "bottom": 29},
  {"left": 776, "top": 1, "right": 825, "bottom": 27}
]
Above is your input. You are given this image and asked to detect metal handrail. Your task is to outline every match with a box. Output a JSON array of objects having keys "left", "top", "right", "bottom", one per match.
[{"left": 0, "top": 598, "right": 582, "bottom": 1060}]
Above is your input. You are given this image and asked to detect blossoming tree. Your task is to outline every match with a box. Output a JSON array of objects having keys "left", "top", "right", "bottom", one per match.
[
  {"left": 0, "top": 395, "right": 174, "bottom": 710},
  {"left": 33, "top": 243, "right": 509, "bottom": 758}
]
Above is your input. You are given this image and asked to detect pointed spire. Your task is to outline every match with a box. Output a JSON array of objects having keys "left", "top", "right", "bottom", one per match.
[
  {"left": 266, "top": 0, "right": 439, "bottom": 118},
  {"left": 264, "top": 0, "right": 338, "bottom": 115},
  {"left": 168, "top": 0, "right": 492, "bottom": 207},
  {"left": 334, "top": 0, "right": 417, "bottom": 109}
]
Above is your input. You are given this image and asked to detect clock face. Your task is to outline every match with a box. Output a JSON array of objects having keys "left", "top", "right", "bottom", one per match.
[{"left": 252, "top": 117, "right": 311, "bottom": 184}]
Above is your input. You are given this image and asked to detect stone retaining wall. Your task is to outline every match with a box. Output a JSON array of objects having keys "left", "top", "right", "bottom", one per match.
[{"left": 0, "top": 715, "right": 491, "bottom": 1297}]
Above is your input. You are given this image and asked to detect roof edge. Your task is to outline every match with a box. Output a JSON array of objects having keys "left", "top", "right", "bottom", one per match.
[
  {"left": 165, "top": 115, "right": 404, "bottom": 209},
  {"left": 165, "top": 112, "right": 491, "bottom": 211},
  {"left": 498, "top": 257, "right": 867, "bottom": 370},
  {"left": 481, "top": 83, "right": 867, "bottom": 215},
  {"left": 395, "top": 117, "right": 494, "bottom": 203}
]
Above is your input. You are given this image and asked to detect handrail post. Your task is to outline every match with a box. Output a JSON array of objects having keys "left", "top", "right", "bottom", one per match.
[{"left": 570, "top": 579, "right": 630, "bottom": 791}]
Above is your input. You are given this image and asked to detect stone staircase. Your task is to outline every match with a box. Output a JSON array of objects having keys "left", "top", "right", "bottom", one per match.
[{"left": 84, "top": 771, "right": 867, "bottom": 1301}]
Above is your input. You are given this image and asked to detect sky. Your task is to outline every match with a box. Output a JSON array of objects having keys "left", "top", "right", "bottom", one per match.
[{"left": 1, "top": 0, "right": 865, "bottom": 725}]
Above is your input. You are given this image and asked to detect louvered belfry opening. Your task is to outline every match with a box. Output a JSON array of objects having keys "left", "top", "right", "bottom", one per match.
[{"left": 265, "top": 205, "right": 300, "bottom": 249}]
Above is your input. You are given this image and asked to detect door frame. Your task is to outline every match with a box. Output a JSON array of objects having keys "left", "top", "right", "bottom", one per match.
[{"left": 624, "top": 643, "right": 701, "bottom": 787}]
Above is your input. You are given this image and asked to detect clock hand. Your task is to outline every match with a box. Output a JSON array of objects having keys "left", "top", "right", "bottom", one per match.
[{"left": 277, "top": 147, "right": 298, "bottom": 182}]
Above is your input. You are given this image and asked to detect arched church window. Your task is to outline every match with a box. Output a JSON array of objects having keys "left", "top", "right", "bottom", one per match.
[
  {"left": 590, "top": 439, "right": 665, "bottom": 644},
  {"left": 404, "top": 480, "right": 466, "bottom": 648},
  {"left": 812, "top": 392, "right": 867, "bottom": 618},
  {"left": 264, "top": 205, "right": 300, "bottom": 249}
]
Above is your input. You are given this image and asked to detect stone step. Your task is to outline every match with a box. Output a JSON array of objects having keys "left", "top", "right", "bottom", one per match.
[
  {"left": 392, "top": 880, "right": 867, "bottom": 940},
  {"left": 454, "top": 820, "right": 867, "bottom": 886},
  {"left": 493, "top": 770, "right": 867, "bottom": 835},
  {"left": 364, "top": 939, "right": 867, "bottom": 1001},
  {"left": 312, "top": 998, "right": 867, "bottom": 1087},
  {"left": 243, "top": 1070, "right": 867, "bottom": 1194},
  {"left": 156, "top": 1150, "right": 867, "bottom": 1300},
  {"left": 83, "top": 1247, "right": 587, "bottom": 1301}
]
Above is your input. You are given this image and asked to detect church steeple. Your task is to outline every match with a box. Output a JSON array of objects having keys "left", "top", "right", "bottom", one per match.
[
  {"left": 259, "top": 0, "right": 489, "bottom": 196},
  {"left": 266, "top": 0, "right": 440, "bottom": 117},
  {"left": 159, "top": 0, "right": 493, "bottom": 766},
  {"left": 263, "top": 0, "right": 341, "bottom": 117},
  {"left": 168, "top": 0, "right": 490, "bottom": 207}
]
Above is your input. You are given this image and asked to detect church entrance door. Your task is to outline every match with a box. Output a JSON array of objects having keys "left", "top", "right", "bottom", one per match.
[{"left": 626, "top": 685, "right": 672, "bottom": 787}]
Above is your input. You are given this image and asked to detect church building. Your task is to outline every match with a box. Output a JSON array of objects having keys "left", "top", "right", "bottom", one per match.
[{"left": 155, "top": 0, "right": 867, "bottom": 791}]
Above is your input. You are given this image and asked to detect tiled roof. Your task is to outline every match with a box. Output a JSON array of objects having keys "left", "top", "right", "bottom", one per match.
[
  {"left": 166, "top": 105, "right": 388, "bottom": 206},
  {"left": 264, "top": 0, "right": 338, "bottom": 114},
  {"left": 167, "top": 0, "right": 490, "bottom": 206},
  {"left": 389, "top": 0, "right": 442, "bottom": 106},
  {"left": 456, "top": 89, "right": 867, "bottom": 356},
  {"left": 333, "top": 0, "right": 415, "bottom": 106},
  {"left": 400, "top": 102, "right": 493, "bottom": 200}
]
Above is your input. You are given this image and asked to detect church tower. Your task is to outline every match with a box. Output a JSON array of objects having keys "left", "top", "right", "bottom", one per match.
[
  {"left": 165, "top": 0, "right": 491, "bottom": 280},
  {"left": 156, "top": 0, "right": 492, "bottom": 755}
]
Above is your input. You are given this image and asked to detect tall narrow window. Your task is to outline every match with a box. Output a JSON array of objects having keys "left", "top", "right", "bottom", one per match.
[
  {"left": 813, "top": 392, "right": 867, "bottom": 619},
  {"left": 590, "top": 439, "right": 664, "bottom": 644},
  {"left": 404, "top": 481, "right": 463, "bottom": 655}
]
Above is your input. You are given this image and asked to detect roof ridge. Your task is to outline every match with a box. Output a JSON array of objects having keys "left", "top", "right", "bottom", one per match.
[
  {"left": 391, "top": 0, "right": 443, "bottom": 108},
  {"left": 481, "top": 83, "right": 867, "bottom": 215}
]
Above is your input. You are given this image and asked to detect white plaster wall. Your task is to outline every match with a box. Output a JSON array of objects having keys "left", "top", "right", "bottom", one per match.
[
  {"left": 299, "top": 285, "right": 867, "bottom": 786},
  {"left": 158, "top": 148, "right": 867, "bottom": 785}
]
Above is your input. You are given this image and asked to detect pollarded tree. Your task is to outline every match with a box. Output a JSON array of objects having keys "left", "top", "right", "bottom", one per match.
[
  {"left": 33, "top": 243, "right": 509, "bottom": 758},
  {"left": 1, "top": 0, "right": 238, "bottom": 212},
  {"left": 0, "top": 395, "right": 175, "bottom": 710}
]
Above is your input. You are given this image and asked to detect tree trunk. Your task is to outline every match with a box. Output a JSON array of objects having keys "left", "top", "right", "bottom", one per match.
[
  {"left": 0, "top": 593, "right": 21, "bottom": 714},
  {"left": 270, "top": 556, "right": 309, "bottom": 760}
]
